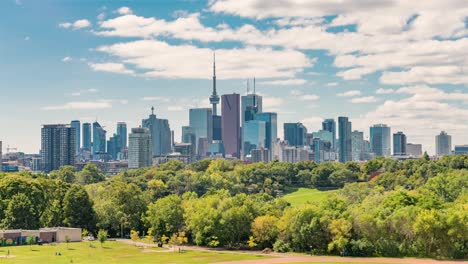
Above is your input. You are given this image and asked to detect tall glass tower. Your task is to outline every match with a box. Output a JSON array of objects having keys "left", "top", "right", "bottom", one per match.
[
  {"left": 117, "top": 122, "right": 127, "bottom": 150},
  {"left": 189, "top": 108, "right": 213, "bottom": 155},
  {"left": 242, "top": 120, "right": 266, "bottom": 158},
  {"left": 393, "top": 131, "right": 407, "bottom": 156},
  {"left": 322, "top": 119, "right": 336, "bottom": 150},
  {"left": 256, "top": 112, "right": 277, "bottom": 158},
  {"left": 71, "top": 120, "right": 80, "bottom": 155},
  {"left": 82, "top": 123, "right": 92, "bottom": 151},
  {"left": 370, "top": 124, "right": 391, "bottom": 157},
  {"left": 436, "top": 131, "right": 452, "bottom": 156},
  {"left": 338, "top": 117, "right": 352, "bottom": 163},
  {"left": 142, "top": 107, "right": 172, "bottom": 156}
]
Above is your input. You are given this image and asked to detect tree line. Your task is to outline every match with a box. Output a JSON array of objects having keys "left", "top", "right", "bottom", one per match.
[{"left": 0, "top": 154, "right": 466, "bottom": 259}]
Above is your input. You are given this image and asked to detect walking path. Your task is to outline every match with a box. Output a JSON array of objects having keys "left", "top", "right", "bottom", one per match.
[{"left": 115, "top": 239, "right": 466, "bottom": 264}]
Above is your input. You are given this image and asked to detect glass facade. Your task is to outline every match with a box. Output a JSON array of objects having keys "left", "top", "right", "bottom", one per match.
[
  {"left": 142, "top": 110, "right": 172, "bottom": 156},
  {"left": 338, "top": 117, "right": 352, "bottom": 163},
  {"left": 71, "top": 120, "right": 80, "bottom": 155},
  {"left": 393, "top": 131, "right": 407, "bottom": 156},
  {"left": 92, "top": 121, "right": 107, "bottom": 154},
  {"left": 189, "top": 108, "right": 213, "bottom": 155},
  {"left": 221, "top": 94, "right": 241, "bottom": 158},
  {"left": 243, "top": 120, "right": 266, "bottom": 157},
  {"left": 82, "top": 123, "right": 92, "bottom": 151},
  {"left": 436, "top": 131, "right": 452, "bottom": 156},
  {"left": 284, "top": 123, "right": 307, "bottom": 147},
  {"left": 241, "top": 94, "right": 263, "bottom": 127},
  {"left": 322, "top": 119, "right": 336, "bottom": 149},
  {"left": 370, "top": 124, "right": 391, "bottom": 157},
  {"left": 256, "top": 112, "right": 277, "bottom": 153}
]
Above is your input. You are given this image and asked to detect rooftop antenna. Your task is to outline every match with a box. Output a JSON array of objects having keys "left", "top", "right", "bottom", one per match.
[
  {"left": 253, "top": 77, "right": 257, "bottom": 111},
  {"left": 151, "top": 106, "right": 155, "bottom": 115}
]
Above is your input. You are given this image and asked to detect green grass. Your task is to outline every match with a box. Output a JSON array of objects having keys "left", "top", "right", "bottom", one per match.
[
  {"left": 282, "top": 187, "right": 338, "bottom": 206},
  {"left": 0, "top": 241, "right": 272, "bottom": 264}
]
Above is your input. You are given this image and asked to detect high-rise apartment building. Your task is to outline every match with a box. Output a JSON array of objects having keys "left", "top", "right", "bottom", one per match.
[
  {"left": 41, "top": 124, "right": 76, "bottom": 173},
  {"left": 322, "top": 119, "right": 336, "bottom": 149},
  {"left": 351, "top": 130, "right": 364, "bottom": 161},
  {"left": 71, "top": 120, "right": 80, "bottom": 155},
  {"left": 93, "top": 121, "right": 106, "bottom": 155},
  {"left": 393, "top": 131, "right": 407, "bottom": 156},
  {"left": 284, "top": 123, "right": 307, "bottom": 147},
  {"left": 142, "top": 107, "right": 172, "bottom": 156},
  {"left": 370, "top": 124, "right": 391, "bottom": 157},
  {"left": 128, "top": 127, "right": 152, "bottom": 169},
  {"left": 222, "top": 93, "right": 241, "bottom": 158},
  {"left": 406, "top": 143, "right": 423, "bottom": 157},
  {"left": 436, "top": 131, "right": 452, "bottom": 156},
  {"left": 82, "top": 123, "right": 92, "bottom": 151},
  {"left": 338, "top": 117, "right": 352, "bottom": 163}
]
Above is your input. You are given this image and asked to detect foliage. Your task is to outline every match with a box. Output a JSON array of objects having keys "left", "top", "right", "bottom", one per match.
[{"left": 97, "top": 229, "right": 108, "bottom": 247}]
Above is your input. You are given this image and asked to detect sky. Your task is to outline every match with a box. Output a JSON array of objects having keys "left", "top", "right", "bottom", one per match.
[{"left": 1, "top": 0, "right": 468, "bottom": 155}]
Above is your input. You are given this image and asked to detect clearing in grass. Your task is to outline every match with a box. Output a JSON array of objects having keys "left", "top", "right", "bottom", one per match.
[{"left": 281, "top": 187, "right": 338, "bottom": 206}]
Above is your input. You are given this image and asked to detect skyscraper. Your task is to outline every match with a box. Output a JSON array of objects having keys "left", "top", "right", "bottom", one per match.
[
  {"left": 243, "top": 120, "right": 266, "bottom": 158},
  {"left": 256, "top": 112, "right": 278, "bottom": 154},
  {"left": 370, "top": 124, "right": 391, "bottom": 157},
  {"left": 71, "top": 120, "right": 80, "bottom": 155},
  {"left": 92, "top": 121, "right": 106, "bottom": 155},
  {"left": 406, "top": 143, "right": 423, "bottom": 157},
  {"left": 241, "top": 79, "right": 263, "bottom": 128},
  {"left": 117, "top": 122, "right": 127, "bottom": 150},
  {"left": 351, "top": 130, "right": 364, "bottom": 161},
  {"left": 284, "top": 123, "right": 307, "bottom": 147},
  {"left": 142, "top": 107, "right": 172, "bottom": 156},
  {"left": 107, "top": 134, "right": 120, "bottom": 160},
  {"left": 189, "top": 108, "right": 213, "bottom": 155},
  {"left": 82, "top": 123, "right": 92, "bottom": 151},
  {"left": 128, "top": 127, "right": 152, "bottom": 169},
  {"left": 393, "top": 131, "right": 407, "bottom": 156},
  {"left": 322, "top": 119, "right": 336, "bottom": 149},
  {"left": 338, "top": 117, "right": 352, "bottom": 163},
  {"left": 41, "top": 124, "right": 76, "bottom": 173},
  {"left": 436, "top": 131, "right": 452, "bottom": 156},
  {"left": 222, "top": 93, "right": 241, "bottom": 158},
  {"left": 212, "top": 115, "right": 222, "bottom": 141}
]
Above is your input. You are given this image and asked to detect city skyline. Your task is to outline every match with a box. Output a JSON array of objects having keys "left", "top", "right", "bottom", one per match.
[{"left": 2, "top": 0, "right": 468, "bottom": 155}]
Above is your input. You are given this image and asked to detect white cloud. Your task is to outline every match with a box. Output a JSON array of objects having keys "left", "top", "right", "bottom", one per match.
[
  {"left": 263, "top": 96, "right": 284, "bottom": 112},
  {"left": 24, "top": 36, "right": 30, "bottom": 41},
  {"left": 142, "top": 96, "right": 171, "bottom": 102},
  {"left": 88, "top": 62, "right": 134, "bottom": 75},
  {"left": 42, "top": 100, "right": 113, "bottom": 110},
  {"left": 326, "top": 82, "right": 338, "bottom": 87},
  {"left": 70, "top": 88, "right": 99, "bottom": 97},
  {"left": 94, "top": 40, "right": 312, "bottom": 79},
  {"left": 168, "top": 106, "right": 184, "bottom": 111},
  {"left": 350, "top": 96, "right": 379, "bottom": 103},
  {"left": 290, "top": 89, "right": 303, "bottom": 96},
  {"left": 116, "top": 6, "right": 132, "bottom": 15},
  {"left": 376, "top": 88, "right": 396, "bottom": 94},
  {"left": 97, "top": 13, "right": 106, "bottom": 20},
  {"left": 337, "top": 90, "right": 361, "bottom": 97},
  {"left": 300, "top": 94, "right": 320, "bottom": 101},
  {"left": 59, "top": 19, "right": 91, "bottom": 30},
  {"left": 259, "top": 79, "right": 307, "bottom": 85},
  {"left": 62, "top": 56, "right": 72, "bottom": 62}
]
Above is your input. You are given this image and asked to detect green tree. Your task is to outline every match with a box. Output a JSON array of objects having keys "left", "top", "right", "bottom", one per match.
[
  {"left": 49, "top": 166, "right": 76, "bottom": 183},
  {"left": 97, "top": 229, "right": 108, "bottom": 247},
  {"left": 145, "top": 195, "right": 183, "bottom": 238},
  {"left": 1, "top": 193, "right": 38, "bottom": 229},
  {"left": 63, "top": 185, "right": 97, "bottom": 231},
  {"left": 77, "top": 163, "right": 105, "bottom": 184},
  {"left": 328, "top": 218, "right": 352, "bottom": 256},
  {"left": 251, "top": 215, "right": 279, "bottom": 248}
]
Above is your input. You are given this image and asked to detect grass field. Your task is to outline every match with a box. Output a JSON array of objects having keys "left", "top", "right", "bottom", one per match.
[
  {"left": 282, "top": 187, "right": 338, "bottom": 206},
  {"left": 0, "top": 241, "right": 271, "bottom": 264}
]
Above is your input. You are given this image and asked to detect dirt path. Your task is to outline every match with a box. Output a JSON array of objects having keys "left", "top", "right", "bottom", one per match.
[{"left": 115, "top": 239, "right": 466, "bottom": 264}]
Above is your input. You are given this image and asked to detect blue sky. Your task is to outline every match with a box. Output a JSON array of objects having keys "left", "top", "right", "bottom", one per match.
[{"left": 1, "top": 0, "right": 468, "bottom": 154}]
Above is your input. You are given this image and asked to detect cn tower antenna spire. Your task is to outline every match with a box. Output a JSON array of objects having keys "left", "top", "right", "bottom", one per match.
[{"left": 209, "top": 51, "right": 220, "bottom": 116}]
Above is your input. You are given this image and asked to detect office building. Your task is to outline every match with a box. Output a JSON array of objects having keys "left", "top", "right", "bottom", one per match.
[
  {"left": 284, "top": 123, "right": 307, "bottom": 147},
  {"left": 251, "top": 147, "right": 269, "bottom": 163},
  {"left": 82, "top": 123, "right": 92, "bottom": 151},
  {"left": 338, "top": 117, "right": 352, "bottom": 163},
  {"left": 92, "top": 121, "right": 106, "bottom": 155},
  {"left": 351, "top": 130, "right": 364, "bottom": 161},
  {"left": 41, "top": 124, "right": 76, "bottom": 173},
  {"left": 222, "top": 93, "right": 241, "bottom": 158},
  {"left": 393, "top": 131, "right": 407, "bottom": 156},
  {"left": 243, "top": 120, "right": 266, "bottom": 158},
  {"left": 117, "top": 122, "right": 127, "bottom": 150},
  {"left": 70, "top": 120, "right": 80, "bottom": 155},
  {"left": 256, "top": 112, "right": 278, "bottom": 157},
  {"left": 208, "top": 141, "right": 225, "bottom": 157},
  {"left": 312, "top": 130, "right": 334, "bottom": 147},
  {"left": 370, "top": 124, "right": 391, "bottom": 157},
  {"left": 406, "top": 143, "right": 423, "bottom": 157},
  {"left": 189, "top": 108, "right": 213, "bottom": 155},
  {"left": 173, "top": 143, "right": 193, "bottom": 156},
  {"left": 142, "top": 107, "right": 172, "bottom": 156},
  {"left": 128, "top": 127, "right": 152, "bottom": 169},
  {"left": 322, "top": 119, "right": 336, "bottom": 149},
  {"left": 454, "top": 145, "right": 468, "bottom": 155},
  {"left": 436, "top": 131, "right": 452, "bottom": 156},
  {"left": 241, "top": 80, "right": 263, "bottom": 127},
  {"left": 107, "top": 134, "right": 120, "bottom": 160},
  {"left": 212, "top": 115, "right": 222, "bottom": 141}
]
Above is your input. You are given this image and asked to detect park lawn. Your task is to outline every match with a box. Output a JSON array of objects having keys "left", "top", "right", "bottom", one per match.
[
  {"left": 0, "top": 241, "right": 273, "bottom": 264},
  {"left": 276, "top": 263, "right": 398, "bottom": 264},
  {"left": 282, "top": 187, "right": 338, "bottom": 206}
]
